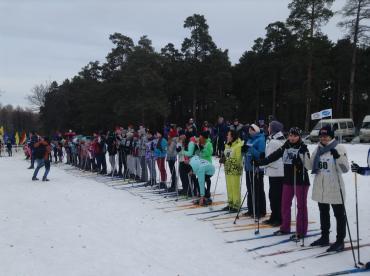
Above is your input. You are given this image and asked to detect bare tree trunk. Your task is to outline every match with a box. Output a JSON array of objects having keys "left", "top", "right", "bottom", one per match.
[
  {"left": 349, "top": 0, "right": 362, "bottom": 119},
  {"left": 192, "top": 88, "right": 197, "bottom": 121},
  {"left": 304, "top": 3, "right": 315, "bottom": 132},
  {"left": 272, "top": 71, "right": 278, "bottom": 117},
  {"left": 255, "top": 88, "right": 260, "bottom": 122}
]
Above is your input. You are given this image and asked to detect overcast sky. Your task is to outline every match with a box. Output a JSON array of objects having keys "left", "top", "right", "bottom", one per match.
[{"left": 0, "top": 0, "right": 346, "bottom": 108}]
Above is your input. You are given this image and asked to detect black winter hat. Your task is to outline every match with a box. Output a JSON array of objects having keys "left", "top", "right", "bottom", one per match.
[
  {"left": 289, "top": 127, "right": 302, "bottom": 137},
  {"left": 319, "top": 125, "right": 335, "bottom": 138},
  {"left": 200, "top": 131, "right": 210, "bottom": 139}
]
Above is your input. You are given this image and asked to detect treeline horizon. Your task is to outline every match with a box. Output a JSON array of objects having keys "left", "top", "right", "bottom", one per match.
[
  {"left": 0, "top": 104, "right": 39, "bottom": 135},
  {"left": 34, "top": 0, "right": 369, "bottom": 134}
]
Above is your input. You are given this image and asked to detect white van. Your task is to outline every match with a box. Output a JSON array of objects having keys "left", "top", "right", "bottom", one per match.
[
  {"left": 309, "top": 118, "right": 355, "bottom": 142},
  {"left": 359, "top": 115, "right": 370, "bottom": 143}
]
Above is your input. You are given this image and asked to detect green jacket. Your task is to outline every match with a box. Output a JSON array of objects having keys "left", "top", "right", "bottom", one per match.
[
  {"left": 224, "top": 138, "right": 244, "bottom": 175},
  {"left": 199, "top": 138, "right": 213, "bottom": 163}
]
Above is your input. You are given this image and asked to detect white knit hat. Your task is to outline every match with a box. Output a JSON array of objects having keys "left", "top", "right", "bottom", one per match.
[{"left": 249, "top": 124, "right": 260, "bottom": 133}]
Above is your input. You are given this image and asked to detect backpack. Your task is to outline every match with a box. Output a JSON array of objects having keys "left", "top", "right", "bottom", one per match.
[{"left": 34, "top": 144, "right": 46, "bottom": 159}]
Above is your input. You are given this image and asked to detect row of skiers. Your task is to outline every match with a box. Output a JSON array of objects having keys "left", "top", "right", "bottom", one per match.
[
  {"left": 25, "top": 119, "right": 370, "bottom": 256},
  {"left": 219, "top": 121, "right": 370, "bottom": 255}
]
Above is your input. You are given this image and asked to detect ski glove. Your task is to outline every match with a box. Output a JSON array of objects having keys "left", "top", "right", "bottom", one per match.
[
  {"left": 282, "top": 140, "right": 290, "bottom": 150},
  {"left": 241, "top": 144, "right": 249, "bottom": 153},
  {"left": 176, "top": 146, "right": 182, "bottom": 153},
  {"left": 292, "top": 156, "right": 303, "bottom": 167},
  {"left": 330, "top": 148, "right": 340, "bottom": 159},
  {"left": 219, "top": 155, "right": 226, "bottom": 164},
  {"left": 351, "top": 163, "right": 363, "bottom": 174},
  {"left": 299, "top": 144, "right": 308, "bottom": 154}
]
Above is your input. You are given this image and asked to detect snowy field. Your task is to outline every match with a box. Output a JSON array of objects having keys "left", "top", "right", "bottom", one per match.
[{"left": 0, "top": 144, "right": 370, "bottom": 276}]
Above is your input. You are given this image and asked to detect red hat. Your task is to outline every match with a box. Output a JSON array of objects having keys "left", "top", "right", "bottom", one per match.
[{"left": 168, "top": 128, "right": 178, "bottom": 138}]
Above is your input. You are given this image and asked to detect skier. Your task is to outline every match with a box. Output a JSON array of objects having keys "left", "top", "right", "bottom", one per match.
[
  {"left": 176, "top": 130, "right": 192, "bottom": 196},
  {"left": 229, "top": 118, "right": 244, "bottom": 137},
  {"left": 215, "top": 116, "right": 229, "bottom": 158},
  {"left": 32, "top": 136, "right": 51, "bottom": 181},
  {"left": 242, "top": 124, "right": 266, "bottom": 218},
  {"left": 219, "top": 130, "right": 244, "bottom": 212},
  {"left": 106, "top": 131, "right": 117, "bottom": 176},
  {"left": 154, "top": 130, "right": 168, "bottom": 189},
  {"left": 256, "top": 127, "right": 310, "bottom": 240},
  {"left": 167, "top": 128, "right": 178, "bottom": 192},
  {"left": 145, "top": 130, "right": 157, "bottom": 186},
  {"left": 6, "top": 139, "right": 12, "bottom": 157},
  {"left": 189, "top": 156, "right": 215, "bottom": 206},
  {"left": 27, "top": 132, "right": 38, "bottom": 169},
  {"left": 307, "top": 125, "right": 350, "bottom": 252},
  {"left": 138, "top": 127, "right": 148, "bottom": 183},
  {"left": 263, "top": 120, "right": 285, "bottom": 226}
]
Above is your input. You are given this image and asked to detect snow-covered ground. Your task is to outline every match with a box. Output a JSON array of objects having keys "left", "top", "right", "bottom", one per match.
[{"left": 0, "top": 144, "right": 369, "bottom": 276}]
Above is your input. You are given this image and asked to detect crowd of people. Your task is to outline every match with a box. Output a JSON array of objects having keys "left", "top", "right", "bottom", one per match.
[
  {"left": 23, "top": 116, "right": 370, "bottom": 261},
  {"left": 0, "top": 137, "right": 14, "bottom": 157}
]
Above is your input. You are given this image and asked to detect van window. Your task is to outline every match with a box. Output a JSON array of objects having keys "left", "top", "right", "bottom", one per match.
[
  {"left": 362, "top": 122, "right": 370, "bottom": 129},
  {"left": 347, "top": 122, "right": 354, "bottom": 128},
  {"left": 313, "top": 122, "right": 331, "bottom": 130},
  {"left": 333, "top": 123, "right": 339, "bottom": 130},
  {"left": 339, "top": 122, "right": 347, "bottom": 129}
]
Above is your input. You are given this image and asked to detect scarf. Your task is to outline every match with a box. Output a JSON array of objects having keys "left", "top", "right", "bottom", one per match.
[{"left": 312, "top": 140, "right": 339, "bottom": 174}]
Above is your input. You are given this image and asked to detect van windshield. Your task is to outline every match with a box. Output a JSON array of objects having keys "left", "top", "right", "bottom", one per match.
[
  {"left": 313, "top": 122, "right": 331, "bottom": 130},
  {"left": 362, "top": 122, "right": 370, "bottom": 129}
]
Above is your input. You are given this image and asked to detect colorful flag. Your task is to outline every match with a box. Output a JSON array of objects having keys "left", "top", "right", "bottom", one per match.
[
  {"left": 20, "top": 131, "right": 27, "bottom": 145},
  {"left": 15, "top": 132, "right": 20, "bottom": 145}
]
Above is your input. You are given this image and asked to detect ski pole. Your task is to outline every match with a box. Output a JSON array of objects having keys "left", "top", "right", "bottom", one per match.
[
  {"left": 354, "top": 166, "right": 363, "bottom": 266},
  {"left": 211, "top": 164, "right": 222, "bottom": 202},
  {"left": 175, "top": 158, "right": 179, "bottom": 200},
  {"left": 234, "top": 186, "right": 248, "bottom": 224},
  {"left": 252, "top": 161, "right": 258, "bottom": 235},
  {"left": 255, "top": 163, "right": 260, "bottom": 235},
  {"left": 293, "top": 165, "right": 298, "bottom": 244},
  {"left": 333, "top": 158, "right": 357, "bottom": 268},
  {"left": 301, "top": 152, "right": 306, "bottom": 247}
]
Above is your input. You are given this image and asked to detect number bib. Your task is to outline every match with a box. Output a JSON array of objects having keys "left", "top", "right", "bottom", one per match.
[
  {"left": 318, "top": 155, "right": 333, "bottom": 175},
  {"left": 283, "top": 148, "right": 299, "bottom": 165},
  {"left": 224, "top": 148, "right": 232, "bottom": 159}
]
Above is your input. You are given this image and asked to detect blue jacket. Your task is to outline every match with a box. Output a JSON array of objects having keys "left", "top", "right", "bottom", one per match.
[
  {"left": 244, "top": 132, "right": 266, "bottom": 172},
  {"left": 154, "top": 138, "right": 167, "bottom": 158}
]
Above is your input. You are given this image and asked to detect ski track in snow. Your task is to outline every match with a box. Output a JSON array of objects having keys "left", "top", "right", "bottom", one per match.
[{"left": 0, "top": 144, "right": 369, "bottom": 276}]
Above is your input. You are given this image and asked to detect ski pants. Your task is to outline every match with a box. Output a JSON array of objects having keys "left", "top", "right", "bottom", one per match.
[
  {"left": 140, "top": 156, "right": 148, "bottom": 182},
  {"left": 318, "top": 203, "right": 346, "bottom": 242},
  {"left": 280, "top": 184, "right": 309, "bottom": 235},
  {"left": 268, "top": 177, "right": 284, "bottom": 224},
  {"left": 226, "top": 174, "right": 241, "bottom": 209},
  {"left": 167, "top": 160, "right": 177, "bottom": 189},
  {"left": 245, "top": 170, "right": 266, "bottom": 217},
  {"left": 156, "top": 157, "right": 167, "bottom": 182}
]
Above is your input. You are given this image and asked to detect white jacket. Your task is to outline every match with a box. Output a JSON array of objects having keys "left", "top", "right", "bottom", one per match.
[
  {"left": 306, "top": 140, "right": 349, "bottom": 204},
  {"left": 264, "top": 132, "right": 285, "bottom": 177}
]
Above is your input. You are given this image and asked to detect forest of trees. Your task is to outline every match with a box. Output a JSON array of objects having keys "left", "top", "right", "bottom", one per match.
[
  {"left": 35, "top": 0, "right": 369, "bottom": 134},
  {"left": 0, "top": 104, "right": 39, "bottom": 135}
]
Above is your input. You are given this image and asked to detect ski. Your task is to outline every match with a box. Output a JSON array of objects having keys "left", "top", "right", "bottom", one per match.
[
  {"left": 318, "top": 265, "right": 370, "bottom": 276},
  {"left": 246, "top": 232, "right": 321, "bottom": 252},
  {"left": 255, "top": 240, "right": 359, "bottom": 259},
  {"left": 164, "top": 201, "right": 226, "bottom": 212},
  {"left": 277, "top": 243, "right": 370, "bottom": 268}
]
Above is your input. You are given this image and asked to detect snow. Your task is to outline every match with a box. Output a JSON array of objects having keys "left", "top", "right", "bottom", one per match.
[{"left": 0, "top": 144, "right": 370, "bottom": 276}]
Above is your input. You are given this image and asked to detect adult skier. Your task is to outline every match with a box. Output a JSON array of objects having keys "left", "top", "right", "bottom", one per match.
[
  {"left": 307, "top": 126, "right": 350, "bottom": 252},
  {"left": 263, "top": 120, "right": 285, "bottom": 226},
  {"left": 256, "top": 127, "right": 310, "bottom": 240},
  {"left": 220, "top": 130, "right": 244, "bottom": 212}
]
